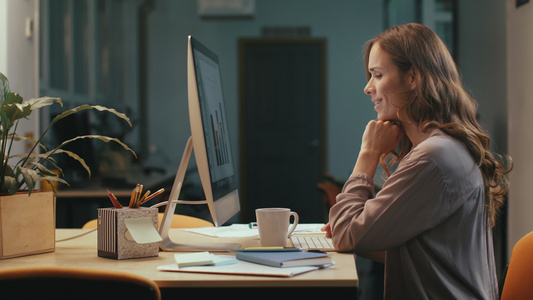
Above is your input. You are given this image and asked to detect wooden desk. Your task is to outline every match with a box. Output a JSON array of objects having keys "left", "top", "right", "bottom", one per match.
[{"left": 0, "top": 229, "right": 358, "bottom": 297}]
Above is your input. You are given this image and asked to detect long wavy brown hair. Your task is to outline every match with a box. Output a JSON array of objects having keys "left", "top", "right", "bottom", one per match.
[{"left": 363, "top": 23, "right": 511, "bottom": 227}]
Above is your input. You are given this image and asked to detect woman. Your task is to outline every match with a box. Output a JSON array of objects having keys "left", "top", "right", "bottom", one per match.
[{"left": 324, "top": 23, "right": 511, "bottom": 299}]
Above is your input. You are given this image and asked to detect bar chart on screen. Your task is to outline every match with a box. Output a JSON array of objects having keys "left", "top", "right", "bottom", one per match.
[{"left": 210, "top": 102, "right": 230, "bottom": 167}]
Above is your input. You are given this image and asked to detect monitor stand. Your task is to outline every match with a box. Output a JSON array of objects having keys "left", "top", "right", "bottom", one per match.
[{"left": 158, "top": 137, "right": 240, "bottom": 252}]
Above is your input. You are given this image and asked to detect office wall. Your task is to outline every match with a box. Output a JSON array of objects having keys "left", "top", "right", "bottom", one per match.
[
  {"left": 459, "top": 0, "right": 533, "bottom": 260},
  {"left": 457, "top": 0, "right": 507, "bottom": 155},
  {"left": 507, "top": 0, "right": 533, "bottom": 255},
  {"left": 145, "top": 0, "right": 384, "bottom": 181},
  {"left": 456, "top": 0, "right": 508, "bottom": 270},
  {"left": 0, "top": 0, "right": 40, "bottom": 158},
  {"left": 0, "top": 0, "right": 7, "bottom": 72}
]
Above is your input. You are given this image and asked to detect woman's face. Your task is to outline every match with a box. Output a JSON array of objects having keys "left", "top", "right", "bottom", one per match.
[{"left": 364, "top": 43, "right": 413, "bottom": 122}]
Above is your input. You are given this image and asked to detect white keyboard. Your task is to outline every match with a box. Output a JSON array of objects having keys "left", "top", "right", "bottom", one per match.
[{"left": 290, "top": 235, "right": 335, "bottom": 251}]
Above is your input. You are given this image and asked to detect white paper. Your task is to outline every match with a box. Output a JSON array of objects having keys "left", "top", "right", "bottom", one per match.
[
  {"left": 182, "top": 224, "right": 258, "bottom": 238},
  {"left": 158, "top": 259, "right": 318, "bottom": 277},
  {"left": 124, "top": 217, "right": 163, "bottom": 243},
  {"left": 182, "top": 223, "right": 326, "bottom": 238}
]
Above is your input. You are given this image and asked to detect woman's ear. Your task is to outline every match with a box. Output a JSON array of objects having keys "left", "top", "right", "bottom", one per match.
[{"left": 406, "top": 68, "right": 417, "bottom": 90}]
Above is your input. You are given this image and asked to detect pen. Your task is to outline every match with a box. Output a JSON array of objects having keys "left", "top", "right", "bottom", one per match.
[
  {"left": 246, "top": 246, "right": 283, "bottom": 250},
  {"left": 232, "top": 247, "right": 301, "bottom": 252},
  {"left": 248, "top": 222, "right": 257, "bottom": 229}
]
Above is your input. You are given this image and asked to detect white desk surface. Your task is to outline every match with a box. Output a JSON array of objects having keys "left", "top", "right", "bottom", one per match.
[{"left": 0, "top": 229, "right": 358, "bottom": 289}]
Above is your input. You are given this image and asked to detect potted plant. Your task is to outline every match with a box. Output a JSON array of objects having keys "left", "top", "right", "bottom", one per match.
[{"left": 0, "top": 72, "right": 136, "bottom": 259}]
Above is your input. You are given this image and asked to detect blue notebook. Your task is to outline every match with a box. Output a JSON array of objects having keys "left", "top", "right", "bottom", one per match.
[{"left": 236, "top": 251, "right": 333, "bottom": 268}]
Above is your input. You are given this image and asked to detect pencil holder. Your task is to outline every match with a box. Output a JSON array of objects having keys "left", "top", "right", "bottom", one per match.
[{"left": 97, "top": 207, "right": 160, "bottom": 260}]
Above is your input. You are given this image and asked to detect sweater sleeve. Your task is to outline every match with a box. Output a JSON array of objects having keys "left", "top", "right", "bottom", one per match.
[{"left": 329, "top": 157, "right": 460, "bottom": 253}]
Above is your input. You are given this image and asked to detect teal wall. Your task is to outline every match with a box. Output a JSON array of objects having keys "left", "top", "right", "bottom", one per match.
[{"left": 145, "top": 0, "right": 384, "bottom": 182}]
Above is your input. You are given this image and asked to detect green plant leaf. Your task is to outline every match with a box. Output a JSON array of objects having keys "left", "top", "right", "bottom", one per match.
[
  {"left": 26, "top": 96, "right": 62, "bottom": 110},
  {"left": 47, "top": 148, "right": 91, "bottom": 176},
  {"left": 3, "top": 91, "right": 23, "bottom": 105},
  {"left": 18, "top": 166, "right": 39, "bottom": 194},
  {"left": 11, "top": 152, "right": 57, "bottom": 165},
  {"left": 39, "top": 175, "right": 68, "bottom": 184},
  {"left": 38, "top": 174, "right": 69, "bottom": 195},
  {"left": 0, "top": 72, "right": 10, "bottom": 103},
  {"left": 28, "top": 161, "right": 61, "bottom": 177},
  {"left": 50, "top": 104, "right": 132, "bottom": 127},
  {"left": 57, "top": 135, "right": 136, "bottom": 158},
  {"left": 43, "top": 134, "right": 137, "bottom": 177},
  {"left": 1, "top": 93, "right": 31, "bottom": 130},
  {"left": 3, "top": 175, "right": 19, "bottom": 195}
]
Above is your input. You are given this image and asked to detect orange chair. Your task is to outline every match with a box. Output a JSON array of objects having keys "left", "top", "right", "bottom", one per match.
[
  {"left": 317, "top": 181, "right": 340, "bottom": 208},
  {"left": 0, "top": 266, "right": 160, "bottom": 300},
  {"left": 156, "top": 213, "right": 214, "bottom": 228},
  {"left": 501, "top": 231, "right": 533, "bottom": 300},
  {"left": 82, "top": 213, "right": 214, "bottom": 229},
  {"left": 317, "top": 173, "right": 342, "bottom": 208}
]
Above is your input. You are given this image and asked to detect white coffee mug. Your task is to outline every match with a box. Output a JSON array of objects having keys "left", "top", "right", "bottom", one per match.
[{"left": 255, "top": 208, "right": 299, "bottom": 247}]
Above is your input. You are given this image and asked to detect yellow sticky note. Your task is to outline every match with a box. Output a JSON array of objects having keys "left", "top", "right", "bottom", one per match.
[{"left": 124, "top": 217, "right": 162, "bottom": 244}]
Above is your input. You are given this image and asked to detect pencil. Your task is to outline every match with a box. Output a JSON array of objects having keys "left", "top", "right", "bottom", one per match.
[
  {"left": 129, "top": 184, "right": 139, "bottom": 208},
  {"left": 134, "top": 184, "right": 143, "bottom": 208},
  {"left": 136, "top": 190, "right": 150, "bottom": 208},
  {"left": 107, "top": 189, "right": 122, "bottom": 209},
  {"left": 140, "top": 188, "right": 165, "bottom": 204}
]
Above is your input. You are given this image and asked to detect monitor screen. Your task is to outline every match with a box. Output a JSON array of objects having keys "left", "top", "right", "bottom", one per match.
[{"left": 190, "top": 37, "right": 238, "bottom": 202}]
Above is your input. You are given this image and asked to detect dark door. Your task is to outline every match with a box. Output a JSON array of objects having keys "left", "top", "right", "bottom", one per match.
[{"left": 239, "top": 39, "right": 326, "bottom": 223}]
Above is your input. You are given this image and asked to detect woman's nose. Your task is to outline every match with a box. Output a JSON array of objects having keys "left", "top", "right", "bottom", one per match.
[{"left": 364, "top": 81, "right": 374, "bottom": 95}]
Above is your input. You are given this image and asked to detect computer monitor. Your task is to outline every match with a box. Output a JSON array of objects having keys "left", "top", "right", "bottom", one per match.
[{"left": 158, "top": 36, "right": 241, "bottom": 251}]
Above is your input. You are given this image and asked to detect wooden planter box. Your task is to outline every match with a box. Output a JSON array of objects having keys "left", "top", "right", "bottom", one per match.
[{"left": 0, "top": 191, "right": 56, "bottom": 259}]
